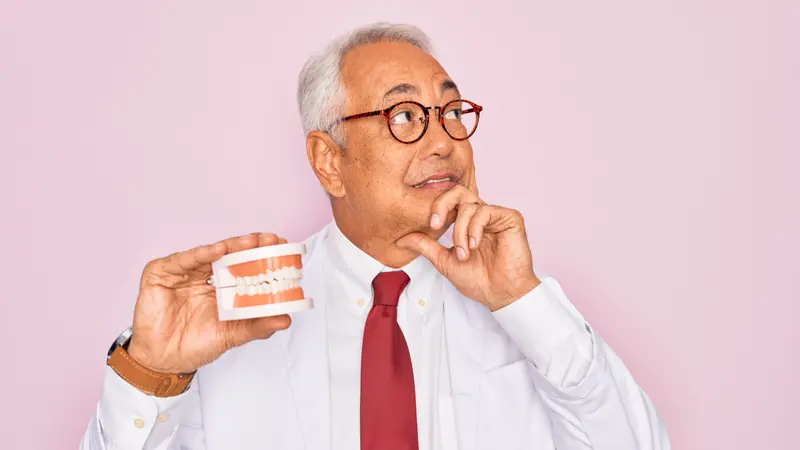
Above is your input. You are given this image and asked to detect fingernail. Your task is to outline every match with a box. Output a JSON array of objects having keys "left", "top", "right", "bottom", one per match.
[
  {"left": 431, "top": 213, "right": 441, "bottom": 228},
  {"left": 456, "top": 246, "right": 466, "bottom": 260},
  {"left": 469, "top": 237, "right": 476, "bottom": 249}
]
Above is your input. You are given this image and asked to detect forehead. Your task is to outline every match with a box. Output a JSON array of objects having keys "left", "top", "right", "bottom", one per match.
[{"left": 340, "top": 41, "right": 451, "bottom": 107}]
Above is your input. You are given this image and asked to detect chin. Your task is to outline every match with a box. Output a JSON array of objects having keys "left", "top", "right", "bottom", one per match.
[{"left": 388, "top": 207, "right": 430, "bottom": 233}]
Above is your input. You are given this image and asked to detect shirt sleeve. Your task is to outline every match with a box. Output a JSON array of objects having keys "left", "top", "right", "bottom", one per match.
[
  {"left": 493, "top": 275, "right": 671, "bottom": 449},
  {"left": 80, "top": 365, "right": 205, "bottom": 450},
  {"left": 491, "top": 275, "right": 594, "bottom": 388}
]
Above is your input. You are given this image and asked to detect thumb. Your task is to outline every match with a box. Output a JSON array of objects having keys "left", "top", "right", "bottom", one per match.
[
  {"left": 229, "top": 314, "right": 292, "bottom": 347},
  {"left": 396, "top": 232, "right": 452, "bottom": 274}
]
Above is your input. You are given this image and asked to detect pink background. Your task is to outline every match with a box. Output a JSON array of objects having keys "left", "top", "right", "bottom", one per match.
[{"left": 1, "top": 1, "right": 798, "bottom": 448}]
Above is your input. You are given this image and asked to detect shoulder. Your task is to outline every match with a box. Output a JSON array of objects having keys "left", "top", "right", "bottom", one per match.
[
  {"left": 299, "top": 222, "right": 330, "bottom": 255},
  {"left": 297, "top": 221, "right": 332, "bottom": 269}
]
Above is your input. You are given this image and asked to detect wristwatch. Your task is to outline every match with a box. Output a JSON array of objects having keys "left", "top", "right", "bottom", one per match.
[{"left": 106, "top": 327, "right": 195, "bottom": 397}]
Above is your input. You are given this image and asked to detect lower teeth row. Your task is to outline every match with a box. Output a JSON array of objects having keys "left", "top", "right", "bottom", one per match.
[{"left": 236, "top": 280, "right": 299, "bottom": 296}]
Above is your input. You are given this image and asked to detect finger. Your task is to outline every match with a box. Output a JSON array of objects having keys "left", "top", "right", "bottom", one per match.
[
  {"left": 257, "top": 233, "right": 280, "bottom": 247},
  {"left": 396, "top": 232, "right": 454, "bottom": 275},
  {"left": 468, "top": 206, "right": 519, "bottom": 248},
  {"left": 246, "top": 314, "right": 292, "bottom": 339},
  {"left": 452, "top": 203, "right": 479, "bottom": 260},
  {"left": 277, "top": 237, "right": 288, "bottom": 245},
  {"left": 466, "top": 170, "right": 480, "bottom": 196},
  {"left": 162, "top": 233, "right": 262, "bottom": 274},
  {"left": 229, "top": 314, "right": 292, "bottom": 347},
  {"left": 223, "top": 233, "right": 262, "bottom": 254},
  {"left": 162, "top": 241, "right": 227, "bottom": 273},
  {"left": 430, "top": 185, "right": 482, "bottom": 230}
]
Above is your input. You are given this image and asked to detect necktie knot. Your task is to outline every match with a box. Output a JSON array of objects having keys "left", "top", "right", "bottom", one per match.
[{"left": 372, "top": 271, "right": 410, "bottom": 307}]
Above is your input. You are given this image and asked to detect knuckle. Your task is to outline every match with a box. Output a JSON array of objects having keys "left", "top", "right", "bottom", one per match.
[
  {"left": 143, "top": 258, "right": 163, "bottom": 274},
  {"left": 456, "top": 201, "right": 478, "bottom": 214},
  {"left": 437, "top": 257, "right": 451, "bottom": 277}
]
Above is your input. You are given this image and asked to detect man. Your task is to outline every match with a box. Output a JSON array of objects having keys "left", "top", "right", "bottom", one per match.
[{"left": 81, "top": 22, "right": 670, "bottom": 450}]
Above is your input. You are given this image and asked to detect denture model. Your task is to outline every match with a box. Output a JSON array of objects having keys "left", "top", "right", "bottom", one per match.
[{"left": 210, "top": 243, "right": 312, "bottom": 320}]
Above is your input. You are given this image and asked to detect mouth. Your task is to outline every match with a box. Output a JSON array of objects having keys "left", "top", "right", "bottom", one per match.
[
  {"left": 410, "top": 172, "right": 460, "bottom": 190},
  {"left": 226, "top": 256, "right": 304, "bottom": 307}
]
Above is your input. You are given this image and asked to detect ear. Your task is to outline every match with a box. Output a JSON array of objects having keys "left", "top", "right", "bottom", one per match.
[{"left": 306, "top": 130, "right": 346, "bottom": 198}]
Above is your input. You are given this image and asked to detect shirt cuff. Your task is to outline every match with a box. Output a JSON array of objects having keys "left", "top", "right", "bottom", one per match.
[
  {"left": 97, "top": 365, "right": 190, "bottom": 448},
  {"left": 491, "top": 276, "right": 589, "bottom": 369}
]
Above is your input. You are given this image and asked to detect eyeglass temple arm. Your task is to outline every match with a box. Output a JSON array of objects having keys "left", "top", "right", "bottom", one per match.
[{"left": 340, "top": 110, "right": 387, "bottom": 122}]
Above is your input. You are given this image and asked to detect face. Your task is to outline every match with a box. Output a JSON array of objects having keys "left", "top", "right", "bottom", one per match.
[{"left": 311, "top": 41, "right": 477, "bottom": 241}]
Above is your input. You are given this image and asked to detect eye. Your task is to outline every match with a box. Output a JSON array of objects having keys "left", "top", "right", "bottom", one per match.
[
  {"left": 444, "top": 107, "right": 462, "bottom": 120},
  {"left": 390, "top": 110, "right": 414, "bottom": 124}
]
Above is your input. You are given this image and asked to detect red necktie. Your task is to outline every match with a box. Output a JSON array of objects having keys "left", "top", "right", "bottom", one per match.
[{"left": 360, "top": 271, "right": 419, "bottom": 450}]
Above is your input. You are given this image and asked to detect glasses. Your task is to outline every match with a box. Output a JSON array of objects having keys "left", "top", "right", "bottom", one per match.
[{"left": 339, "top": 99, "right": 483, "bottom": 144}]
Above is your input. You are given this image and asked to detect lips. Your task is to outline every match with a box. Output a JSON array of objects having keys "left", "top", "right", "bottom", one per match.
[{"left": 411, "top": 172, "right": 460, "bottom": 189}]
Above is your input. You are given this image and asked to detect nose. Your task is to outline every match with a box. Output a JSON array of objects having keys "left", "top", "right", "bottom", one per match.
[{"left": 418, "top": 107, "right": 454, "bottom": 159}]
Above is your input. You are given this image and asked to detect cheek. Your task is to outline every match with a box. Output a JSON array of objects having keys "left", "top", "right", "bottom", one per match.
[
  {"left": 342, "top": 137, "right": 415, "bottom": 201},
  {"left": 457, "top": 143, "right": 475, "bottom": 165},
  {"left": 344, "top": 153, "right": 393, "bottom": 200},
  {"left": 361, "top": 148, "right": 410, "bottom": 185}
]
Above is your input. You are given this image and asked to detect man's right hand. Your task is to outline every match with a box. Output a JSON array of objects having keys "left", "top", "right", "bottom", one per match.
[{"left": 126, "top": 233, "right": 292, "bottom": 375}]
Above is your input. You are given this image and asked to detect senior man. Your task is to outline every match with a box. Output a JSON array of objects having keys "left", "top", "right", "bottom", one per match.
[{"left": 81, "top": 22, "right": 669, "bottom": 450}]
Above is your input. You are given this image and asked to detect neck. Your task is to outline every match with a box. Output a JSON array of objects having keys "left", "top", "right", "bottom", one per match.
[{"left": 332, "top": 206, "right": 443, "bottom": 269}]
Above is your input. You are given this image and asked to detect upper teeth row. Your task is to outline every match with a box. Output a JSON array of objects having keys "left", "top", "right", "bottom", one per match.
[
  {"left": 414, "top": 177, "right": 451, "bottom": 188},
  {"left": 236, "top": 267, "right": 302, "bottom": 287}
]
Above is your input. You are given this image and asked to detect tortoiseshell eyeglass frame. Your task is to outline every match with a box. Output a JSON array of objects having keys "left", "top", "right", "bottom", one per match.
[{"left": 338, "top": 99, "right": 483, "bottom": 144}]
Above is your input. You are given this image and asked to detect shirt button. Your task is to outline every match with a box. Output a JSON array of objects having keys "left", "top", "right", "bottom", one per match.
[
  {"left": 157, "top": 413, "right": 169, "bottom": 423},
  {"left": 133, "top": 418, "right": 145, "bottom": 429},
  {"left": 356, "top": 298, "right": 365, "bottom": 307},
  {"left": 418, "top": 299, "right": 426, "bottom": 307}
]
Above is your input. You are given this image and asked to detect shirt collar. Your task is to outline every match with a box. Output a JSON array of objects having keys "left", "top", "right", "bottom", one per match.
[{"left": 325, "top": 219, "right": 440, "bottom": 314}]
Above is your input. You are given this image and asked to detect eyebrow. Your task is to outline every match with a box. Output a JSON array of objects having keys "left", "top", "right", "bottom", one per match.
[
  {"left": 381, "top": 79, "right": 461, "bottom": 104},
  {"left": 382, "top": 83, "right": 420, "bottom": 103},
  {"left": 441, "top": 80, "right": 460, "bottom": 97}
]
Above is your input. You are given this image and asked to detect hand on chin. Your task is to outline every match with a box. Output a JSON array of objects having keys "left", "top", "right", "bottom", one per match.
[{"left": 396, "top": 184, "right": 539, "bottom": 311}]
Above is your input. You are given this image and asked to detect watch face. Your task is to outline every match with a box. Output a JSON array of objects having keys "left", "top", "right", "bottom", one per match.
[{"left": 107, "top": 327, "right": 133, "bottom": 360}]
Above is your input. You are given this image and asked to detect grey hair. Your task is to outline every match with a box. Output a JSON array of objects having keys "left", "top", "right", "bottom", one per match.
[{"left": 296, "top": 22, "right": 433, "bottom": 147}]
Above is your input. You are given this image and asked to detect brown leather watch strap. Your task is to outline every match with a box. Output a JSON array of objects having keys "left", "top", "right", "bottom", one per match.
[{"left": 107, "top": 346, "right": 195, "bottom": 397}]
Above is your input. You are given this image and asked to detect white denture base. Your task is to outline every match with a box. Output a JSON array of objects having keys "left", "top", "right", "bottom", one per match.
[{"left": 210, "top": 243, "right": 313, "bottom": 321}]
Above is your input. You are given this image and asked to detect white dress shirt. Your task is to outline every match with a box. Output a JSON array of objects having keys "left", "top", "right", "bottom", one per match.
[
  {"left": 81, "top": 220, "right": 668, "bottom": 449},
  {"left": 323, "top": 221, "right": 592, "bottom": 450}
]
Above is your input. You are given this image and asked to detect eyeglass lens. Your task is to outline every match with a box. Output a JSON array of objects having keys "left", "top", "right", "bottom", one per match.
[{"left": 388, "top": 101, "right": 478, "bottom": 142}]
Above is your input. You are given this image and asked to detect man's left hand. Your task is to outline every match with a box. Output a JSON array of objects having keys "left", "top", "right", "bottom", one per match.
[{"left": 397, "top": 185, "right": 540, "bottom": 311}]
